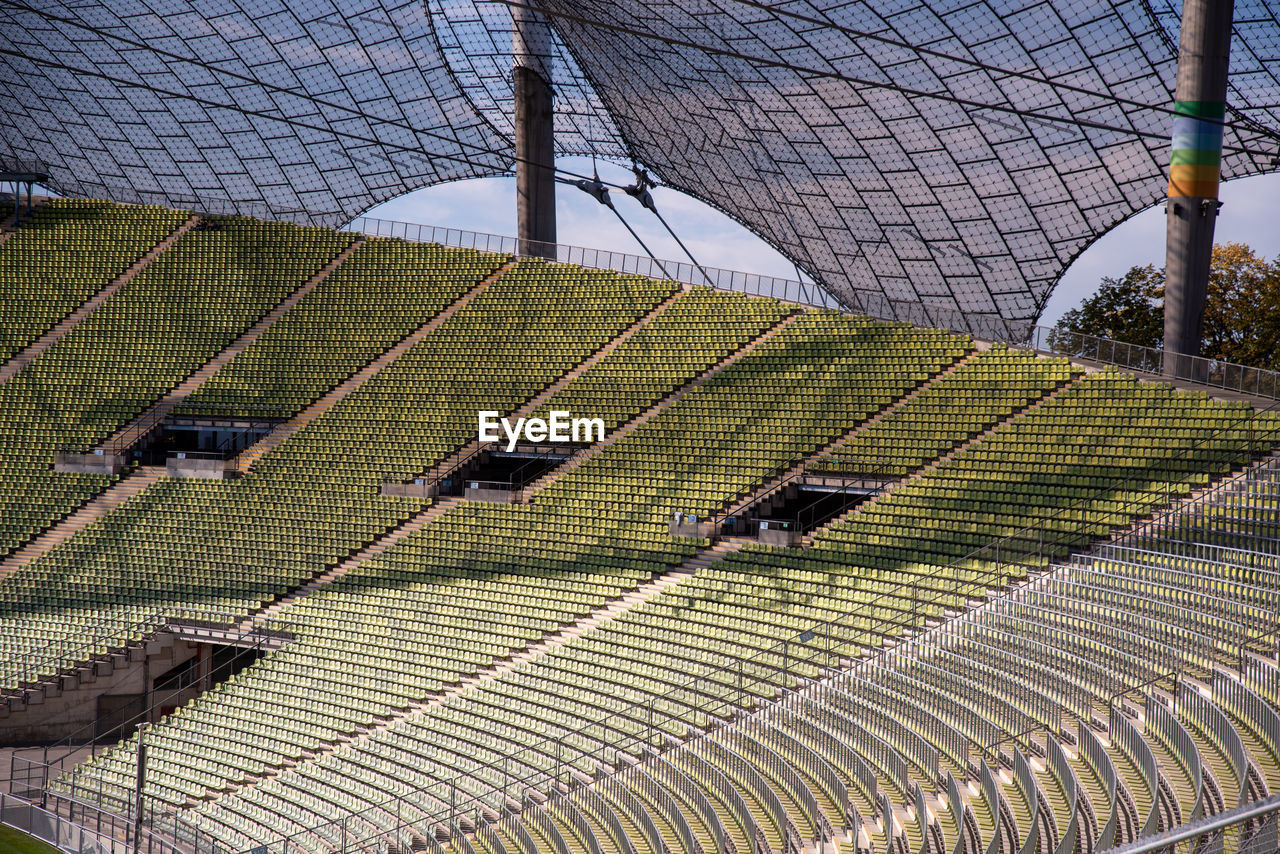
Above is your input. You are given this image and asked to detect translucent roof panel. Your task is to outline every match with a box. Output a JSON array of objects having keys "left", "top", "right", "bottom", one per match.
[
  {"left": 1, "top": 0, "right": 1278, "bottom": 322},
  {"left": 0, "top": 0, "right": 512, "bottom": 225}
]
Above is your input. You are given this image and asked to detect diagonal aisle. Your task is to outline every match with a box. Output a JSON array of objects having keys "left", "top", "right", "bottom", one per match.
[
  {"left": 0, "top": 211, "right": 200, "bottom": 384},
  {"left": 0, "top": 215, "right": 355, "bottom": 569}
]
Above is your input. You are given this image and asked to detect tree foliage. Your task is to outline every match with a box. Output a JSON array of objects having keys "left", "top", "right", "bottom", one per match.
[
  {"left": 1052, "top": 243, "right": 1280, "bottom": 371},
  {"left": 1054, "top": 264, "right": 1163, "bottom": 349}
]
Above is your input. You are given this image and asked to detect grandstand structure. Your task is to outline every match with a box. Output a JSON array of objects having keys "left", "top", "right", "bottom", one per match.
[{"left": 0, "top": 199, "right": 1275, "bottom": 854}]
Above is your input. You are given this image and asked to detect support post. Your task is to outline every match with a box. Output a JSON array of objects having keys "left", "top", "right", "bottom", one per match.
[
  {"left": 512, "top": 7, "right": 556, "bottom": 259},
  {"left": 198, "top": 643, "right": 212, "bottom": 692},
  {"left": 132, "top": 722, "right": 148, "bottom": 854},
  {"left": 1164, "top": 0, "right": 1234, "bottom": 378}
]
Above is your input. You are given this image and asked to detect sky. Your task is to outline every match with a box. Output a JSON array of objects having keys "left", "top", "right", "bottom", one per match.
[{"left": 364, "top": 156, "right": 1280, "bottom": 329}]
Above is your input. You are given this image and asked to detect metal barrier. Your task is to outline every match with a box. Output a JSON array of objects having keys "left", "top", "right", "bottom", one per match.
[
  {"left": 1078, "top": 721, "right": 1119, "bottom": 851},
  {"left": 344, "top": 214, "right": 1280, "bottom": 401},
  {"left": 1098, "top": 792, "right": 1280, "bottom": 854},
  {"left": 1011, "top": 748, "right": 1040, "bottom": 854},
  {"left": 959, "top": 614, "right": 1095, "bottom": 719},
  {"left": 674, "top": 749, "right": 766, "bottom": 854},
  {"left": 1145, "top": 694, "right": 1204, "bottom": 822},
  {"left": 1064, "top": 559, "right": 1277, "bottom": 645},
  {"left": 786, "top": 696, "right": 881, "bottom": 809},
  {"left": 695, "top": 738, "right": 795, "bottom": 854},
  {"left": 477, "top": 817, "right": 510, "bottom": 854},
  {"left": 863, "top": 659, "right": 998, "bottom": 767},
  {"left": 945, "top": 772, "right": 966, "bottom": 854},
  {"left": 1179, "top": 681, "right": 1248, "bottom": 806},
  {"left": 1213, "top": 666, "right": 1280, "bottom": 771},
  {"left": 1046, "top": 738, "right": 1079, "bottom": 854},
  {"left": 875, "top": 791, "right": 894, "bottom": 854},
  {"left": 500, "top": 806, "right": 541, "bottom": 854},
  {"left": 597, "top": 776, "right": 663, "bottom": 854},
  {"left": 725, "top": 726, "right": 823, "bottom": 844},
  {"left": 625, "top": 765, "right": 698, "bottom": 854},
  {"left": 0, "top": 792, "right": 114, "bottom": 854},
  {"left": 0, "top": 788, "right": 221, "bottom": 854},
  {"left": 939, "top": 621, "right": 1065, "bottom": 736},
  {"left": 1027, "top": 326, "right": 1280, "bottom": 401},
  {"left": 648, "top": 755, "right": 734, "bottom": 854},
  {"left": 523, "top": 800, "right": 572, "bottom": 854},
  {"left": 567, "top": 786, "right": 630, "bottom": 854},
  {"left": 751, "top": 718, "right": 846, "bottom": 837},
  {"left": 836, "top": 673, "right": 961, "bottom": 775},
  {"left": 912, "top": 783, "right": 928, "bottom": 854},
  {"left": 1110, "top": 705, "right": 1160, "bottom": 838},
  {"left": 765, "top": 706, "right": 856, "bottom": 829},
  {"left": 1242, "top": 652, "right": 1280, "bottom": 706},
  {"left": 883, "top": 651, "right": 1032, "bottom": 762},
  {"left": 344, "top": 216, "right": 845, "bottom": 311},
  {"left": 979, "top": 760, "right": 1003, "bottom": 854},
  {"left": 800, "top": 687, "right": 911, "bottom": 800}
]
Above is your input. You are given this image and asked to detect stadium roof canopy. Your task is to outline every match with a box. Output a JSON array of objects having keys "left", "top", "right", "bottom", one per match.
[{"left": 1, "top": 0, "right": 1279, "bottom": 323}]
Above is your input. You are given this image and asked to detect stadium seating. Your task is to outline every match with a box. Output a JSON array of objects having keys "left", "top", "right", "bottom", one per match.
[
  {"left": 527, "top": 285, "right": 796, "bottom": 432},
  {"left": 0, "top": 198, "right": 188, "bottom": 362},
  {"left": 50, "top": 278, "right": 804, "bottom": 808},
  {"left": 0, "top": 215, "right": 355, "bottom": 564},
  {"left": 535, "top": 310, "right": 972, "bottom": 533},
  {"left": 61, "top": 301, "right": 1276, "bottom": 853},
  {"left": 172, "top": 452, "right": 1280, "bottom": 854},
  {"left": 814, "top": 344, "right": 1079, "bottom": 476},
  {"left": 0, "top": 202, "right": 1275, "bottom": 854},
  {"left": 811, "top": 370, "right": 1272, "bottom": 578},
  {"left": 165, "top": 380, "right": 1280, "bottom": 852},
  {"left": 175, "top": 238, "right": 508, "bottom": 419},
  {"left": 9, "top": 260, "right": 682, "bottom": 803}
]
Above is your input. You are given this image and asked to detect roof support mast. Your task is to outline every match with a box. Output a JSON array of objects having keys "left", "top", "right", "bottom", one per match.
[
  {"left": 1163, "top": 0, "right": 1233, "bottom": 379},
  {"left": 513, "top": 5, "right": 557, "bottom": 259}
]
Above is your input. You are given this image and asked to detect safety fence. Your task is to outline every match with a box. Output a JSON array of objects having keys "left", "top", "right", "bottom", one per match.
[{"left": 1146, "top": 694, "right": 1205, "bottom": 822}]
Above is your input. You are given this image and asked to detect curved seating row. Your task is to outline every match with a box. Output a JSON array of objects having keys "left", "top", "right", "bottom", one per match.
[{"left": 169, "top": 458, "right": 1280, "bottom": 854}]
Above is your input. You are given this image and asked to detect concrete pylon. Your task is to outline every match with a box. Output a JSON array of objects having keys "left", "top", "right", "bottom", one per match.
[
  {"left": 513, "top": 7, "right": 556, "bottom": 259},
  {"left": 1163, "top": 0, "right": 1234, "bottom": 378}
]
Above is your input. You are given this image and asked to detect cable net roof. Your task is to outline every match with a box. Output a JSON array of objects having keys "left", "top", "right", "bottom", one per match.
[{"left": 1, "top": 0, "right": 1278, "bottom": 322}]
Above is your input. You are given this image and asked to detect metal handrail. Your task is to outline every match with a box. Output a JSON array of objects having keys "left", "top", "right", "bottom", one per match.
[
  {"left": 1097, "top": 791, "right": 1280, "bottom": 854},
  {"left": 709, "top": 454, "right": 895, "bottom": 532},
  {"left": 707, "top": 453, "right": 807, "bottom": 526},
  {"left": 344, "top": 215, "right": 845, "bottom": 313}
]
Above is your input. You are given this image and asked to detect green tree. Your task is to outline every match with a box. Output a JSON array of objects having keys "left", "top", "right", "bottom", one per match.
[
  {"left": 1052, "top": 244, "right": 1280, "bottom": 371},
  {"left": 1053, "top": 264, "right": 1164, "bottom": 348},
  {"left": 1201, "top": 243, "right": 1280, "bottom": 370}
]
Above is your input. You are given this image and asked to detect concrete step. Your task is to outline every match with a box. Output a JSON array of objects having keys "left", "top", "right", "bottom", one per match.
[
  {"left": 0, "top": 466, "right": 167, "bottom": 580},
  {"left": 525, "top": 311, "right": 807, "bottom": 500}
]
